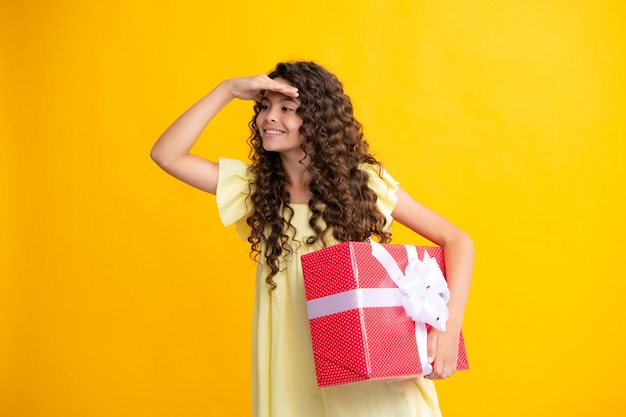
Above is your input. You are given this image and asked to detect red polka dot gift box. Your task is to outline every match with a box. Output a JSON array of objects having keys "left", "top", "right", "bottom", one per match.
[{"left": 301, "top": 241, "right": 469, "bottom": 387}]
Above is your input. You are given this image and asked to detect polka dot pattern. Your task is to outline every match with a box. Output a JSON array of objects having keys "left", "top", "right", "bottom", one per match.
[{"left": 301, "top": 241, "right": 469, "bottom": 387}]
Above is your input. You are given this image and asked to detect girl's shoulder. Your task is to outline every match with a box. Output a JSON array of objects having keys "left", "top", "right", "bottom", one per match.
[
  {"left": 358, "top": 162, "right": 400, "bottom": 220},
  {"left": 219, "top": 157, "right": 250, "bottom": 172},
  {"left": 358, "top": 162, "right": 398, "bottom": 188}
]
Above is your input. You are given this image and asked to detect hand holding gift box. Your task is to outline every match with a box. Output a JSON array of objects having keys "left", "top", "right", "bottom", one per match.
[{"left": 301, "top": 241, "right": 469, "bottom": 387}]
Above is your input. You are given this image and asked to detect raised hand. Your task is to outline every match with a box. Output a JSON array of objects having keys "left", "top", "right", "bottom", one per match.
[
  {"left": 225, "top": 74, "right": 299, "bottom": 102},
  {"left": 152, "top": 73, "right": 299, "bottom": 195}
]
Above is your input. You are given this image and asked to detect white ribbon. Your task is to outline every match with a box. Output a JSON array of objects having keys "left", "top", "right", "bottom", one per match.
[
  {"left": 307, "top": 288, "right": 404, "bottom": 319},
  {"left": 370, "top": 241, "right": 450, "bottom": 376}
]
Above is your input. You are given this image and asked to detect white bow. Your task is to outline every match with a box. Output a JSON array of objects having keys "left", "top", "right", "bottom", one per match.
[
  {"left": 370, "top": 242, "right": 451, "bottom": 375},
  {"left": 397, "top": 249, "right": 450, "bottom": 331}
]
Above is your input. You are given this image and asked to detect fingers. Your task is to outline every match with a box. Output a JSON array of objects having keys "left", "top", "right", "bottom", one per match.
[
  {"left": 227, "top": 74, "right": 299, "bottom": 101},
  {"left": 425, "top": 358, "right": 457, "bottom": 380},
  {"left": 424, "top": 330, "right": 457, "bottom": 380},
  {"left": 257, "top": 74, "right": 299, "bottom": 98}
]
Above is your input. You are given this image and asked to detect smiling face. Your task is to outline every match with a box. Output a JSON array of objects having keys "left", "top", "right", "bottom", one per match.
[{"left": 256, "top": 79, "right": 305, "bottom": 157}]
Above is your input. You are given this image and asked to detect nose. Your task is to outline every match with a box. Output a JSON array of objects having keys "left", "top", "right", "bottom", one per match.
[{"left": 266, "top": 106, "right": 279, "bottom": 123}]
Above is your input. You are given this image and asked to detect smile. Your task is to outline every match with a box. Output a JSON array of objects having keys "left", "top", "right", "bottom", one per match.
[{"left": 265, "top": 129, "right": 285, "bottom": 135}]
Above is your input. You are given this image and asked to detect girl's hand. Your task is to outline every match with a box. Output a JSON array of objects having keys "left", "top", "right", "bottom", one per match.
[
  {"left": 425, "top": 327, "right": 460, "bottom": 380},
  {"left": 224, "top": 75, "right": 299, "bottom": 102},
  {"left": 151, "top": 72, "right": 298, "bottom": 194}
]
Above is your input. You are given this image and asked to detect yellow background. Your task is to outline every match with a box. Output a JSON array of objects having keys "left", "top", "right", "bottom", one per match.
[{"left": 2, "top": 0, "right": 625, "bottom": 416}]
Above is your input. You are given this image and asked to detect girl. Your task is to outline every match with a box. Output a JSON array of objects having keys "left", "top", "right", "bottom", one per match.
[{"left": 151, "top": 61, "right": 473, "bottom": 417}]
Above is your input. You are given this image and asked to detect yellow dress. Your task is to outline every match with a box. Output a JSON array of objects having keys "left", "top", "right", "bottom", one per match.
[{"left": 216, "top": 158, "right": 442, "bottom": 417}]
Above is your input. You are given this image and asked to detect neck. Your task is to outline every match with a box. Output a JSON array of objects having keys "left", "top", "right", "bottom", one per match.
[
  {"left": 280, "top": 153, "right": 312, "bottom": 203},
  {"left": 279, "top": 151, "right": 308, "bottom": 181}
]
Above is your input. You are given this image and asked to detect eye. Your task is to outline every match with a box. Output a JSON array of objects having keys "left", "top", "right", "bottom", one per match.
[
  {"left": 282, "top": 106, "right": 294, "bottom": 112},
  {"left": 259, "top": 104, "right": 269, "bottom": 111}
]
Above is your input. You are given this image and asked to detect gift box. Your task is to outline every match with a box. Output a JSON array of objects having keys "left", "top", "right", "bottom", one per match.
[{"left": 301, "top": 241, "right": 469, "bottom": 387}]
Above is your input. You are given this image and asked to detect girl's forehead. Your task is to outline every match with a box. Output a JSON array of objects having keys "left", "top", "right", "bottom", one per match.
[{"left": 262, "top": 89, "right": 301, "bottom": 105}]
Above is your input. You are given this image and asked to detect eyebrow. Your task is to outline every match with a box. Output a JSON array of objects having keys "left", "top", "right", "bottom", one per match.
[{"left": 260, "top": 96, "right": 300, "bottom": 105}]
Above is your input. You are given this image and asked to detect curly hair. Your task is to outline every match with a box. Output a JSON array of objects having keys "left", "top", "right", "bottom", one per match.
[{"left": 246, "top": 61, "right": 392, "bottom": 292}]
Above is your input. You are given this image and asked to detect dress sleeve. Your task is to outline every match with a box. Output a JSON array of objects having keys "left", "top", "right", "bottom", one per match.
[
  {"left": 359, "top": 163, "right": 400, "bottom": 230},
  {"left": 216, "top": 158, "right": 253, "bottom": 240}
]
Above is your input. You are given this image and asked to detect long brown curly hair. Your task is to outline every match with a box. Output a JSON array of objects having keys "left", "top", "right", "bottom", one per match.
[{"left": 246, "top": 61, "right": 392, "bottom": 292}]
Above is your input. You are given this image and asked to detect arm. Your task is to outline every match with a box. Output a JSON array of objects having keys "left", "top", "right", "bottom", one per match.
[
  {"left": 150, "top": 75, "right": 299, "bottom": 194},
  {"left": 391, "top": 187, "right": 474, "bottom": 380}
]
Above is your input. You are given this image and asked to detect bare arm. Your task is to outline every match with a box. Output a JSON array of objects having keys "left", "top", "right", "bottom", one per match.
[
  {"left": 391, "top": 187, "right": 474, "bottom": 379},
  {"left": 150, "top": 75, "right": 299, "bottom": 194}
]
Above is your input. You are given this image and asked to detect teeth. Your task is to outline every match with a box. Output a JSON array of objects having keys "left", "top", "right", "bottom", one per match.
[{"left": 265, "top": 129, "right": 283, "bottom": 135}]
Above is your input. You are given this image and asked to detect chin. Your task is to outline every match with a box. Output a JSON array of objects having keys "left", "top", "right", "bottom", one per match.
[{"left": 261, "top": 143, "right": 276, "bottom": 152}]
